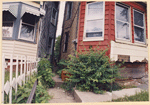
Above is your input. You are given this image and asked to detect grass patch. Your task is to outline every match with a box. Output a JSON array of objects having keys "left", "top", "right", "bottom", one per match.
[{"left": 112, "top": 90, "right": 149, "bottom": 102}]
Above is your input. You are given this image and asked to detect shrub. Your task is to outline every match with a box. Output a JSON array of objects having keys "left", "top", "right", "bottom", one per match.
[
  {"left": 4, "top": 73, "right": 51, "bottom": 104},
  {"left": 54, "top": 35, "right": 61, "bottom": 62},
  {"left": 37, "top": 58, "right": 55, "bottom": 88},
  {"left": 60, "top": 49, "right": 122, "bottom": 94}
]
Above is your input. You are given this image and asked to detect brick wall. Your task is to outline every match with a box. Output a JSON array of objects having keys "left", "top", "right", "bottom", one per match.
[{"left": 60, "top": 2, "right": 80, "bottom": 60}]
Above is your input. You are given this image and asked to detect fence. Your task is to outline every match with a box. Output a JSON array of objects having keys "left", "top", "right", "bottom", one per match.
[{"left": 1, "top": 54, "right": 38, "bottom": 104}]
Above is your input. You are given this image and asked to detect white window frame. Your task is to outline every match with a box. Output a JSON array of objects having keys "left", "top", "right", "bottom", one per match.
[
  {"left": 115, "top": 3, "right": 131, "bottom": 42},
  {"left": 2, "top": 21, "right": 14, "bottom": 38},
  {"left": 18, "top": 19, "right": 36, "bottom": 42},
  {"left": 133, "top": 9, "right": 146, "bottom": 44},
  {"left": 83, "top": 1, "right": 105, "bottom": 42}
]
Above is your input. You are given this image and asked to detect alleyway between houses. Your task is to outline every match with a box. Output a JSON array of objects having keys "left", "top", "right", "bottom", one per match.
[
  {"left": 47, "top": 74, "right": 76, "bottom": 103},
  {"left": 48, "top": 88, "right": 76, "bottom": 103}
]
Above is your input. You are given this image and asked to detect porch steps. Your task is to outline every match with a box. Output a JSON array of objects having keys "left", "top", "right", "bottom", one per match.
[{"left": 52, "top": 74, "right": 64, "bottom": 87}]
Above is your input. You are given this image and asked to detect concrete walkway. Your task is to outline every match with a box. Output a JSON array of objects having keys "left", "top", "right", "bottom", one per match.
[
  {"left": 48, "top": 74, "right": 148, "bottom": 103},
  {"left": 48, "top": 87, "right": 76, "bottom": 103}
]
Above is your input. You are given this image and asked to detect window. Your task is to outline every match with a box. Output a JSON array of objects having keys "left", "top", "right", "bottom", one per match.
[
  {"left": 51, "top": 8, "right": 57, "bottom": 26},
  {"left": 2, "top": 22, "right": 13, "bottom": 37},
  {"left": 83, "top": 2, "right": 105, "bottom": 41},
  {"left": 19, "top": 13, "right": 36, "bottom": 41},
  {"left": 66, "top": 2, "right": 72, "bottom": 20},
  {"left": 133, "top": 10, "right": 145, "bottom": 43},
  {"left": 2, "top": 11, "right": 15, "bottom": 38},
  {"left": 115, "top": 4, "right": 130, "bottom": 40},
  {"left": 63, "top": 32, "right": 69, "bottom": 52}
]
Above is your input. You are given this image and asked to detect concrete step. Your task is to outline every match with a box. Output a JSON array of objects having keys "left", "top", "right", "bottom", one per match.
[
  {"left": 73, "top": 88, "right": 143, "bottom": 102},
  {"left": 52, "top": 74, "right": 63, "bottom": 87}
]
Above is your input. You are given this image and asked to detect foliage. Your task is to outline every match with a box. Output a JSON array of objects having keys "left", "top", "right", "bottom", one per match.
[
  {"left": 112, "top": 90, "right": 149, "bottom": 101},
  {"left": 59, "top": 48, "right": 123, "bottom": 94},
  {"left": 57, "top": 59, "right": 67, "bottom": 77},
  {"left": 54, "top": 35, "right": 61, "bottom": 62},
  {"left": 35, "top": 80, "right": 52, "bottom": 103},
  {"left": 37, "top": 58, "right": 55, "bottom": 88},
  {"left": 4, "top": 73, "right": 52, "bottom": 104}
]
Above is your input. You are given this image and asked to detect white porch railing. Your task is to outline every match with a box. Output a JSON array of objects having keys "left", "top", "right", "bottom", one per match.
[{"left": 1, "top": 54, "right": 38, "bottom": 104}]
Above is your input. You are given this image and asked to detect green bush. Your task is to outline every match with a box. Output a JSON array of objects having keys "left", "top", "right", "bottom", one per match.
[
  {"left": 54, "top": 35, "right": 61, "bottom": 62},
  {"left": 60, "top": 49, "right": 122, "bottom": 94},
  {"left": 4, "top": 73, "right": 51, "bottom": 104},
  {"left": 37, "top": 58, "right": 55, "bottom": 88}
]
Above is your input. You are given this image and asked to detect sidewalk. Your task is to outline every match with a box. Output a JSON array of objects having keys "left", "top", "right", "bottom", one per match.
[
  {"left": 48, "top": 88, "right": 76, "bottom": 103},
  {"left": 48, "top": 74, "right": 148, "bottom": 103}
]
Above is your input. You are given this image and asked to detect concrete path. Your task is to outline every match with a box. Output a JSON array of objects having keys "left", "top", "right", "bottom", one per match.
[
  {"left": 112, "top": 88, "right": 142, "bottom": 100},
  {"left": 48, "top": 87, "right": 76, "bottom": 103},
  {"left": 74, "top": 90, "right": 112, "bottom": 103}
]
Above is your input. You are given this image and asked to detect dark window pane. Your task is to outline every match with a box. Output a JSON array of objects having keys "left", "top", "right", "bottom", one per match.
[
  {"left": 52, "top": 8, "right": 57, "bottom": 19},
  {"left": 2, "top": 22, "right": 13, "bottom": 37},
  {"left": 116, "top": 5, "right": 129, "bottom": 22},
  {"left": 86, "top": 32, "right": 102, "bottom": 37},
  {"left": 116, "top": 21, "right": 130, "bottom": 39},
  {"left": 20, "top": 24, "right": 34, "bottom": 40},
  {"left": 66, "top": 2, "right": 72, "bottom": 20},
  {"left": 3, "top": 11, "right": 16, "bottom": 21},
  {"left": 22, "top": 13, "right": 36, "bottom": 25},
  {"left": 134, "top": 10, "right": 144, "bottom": 27},
  {"left": 134, "top": 26, "right": 144, "bottom": 42}
]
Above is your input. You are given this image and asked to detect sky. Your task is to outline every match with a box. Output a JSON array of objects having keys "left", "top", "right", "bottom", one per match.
[{"left": 56, "top": 1, "right": 66, "bottom": 37}]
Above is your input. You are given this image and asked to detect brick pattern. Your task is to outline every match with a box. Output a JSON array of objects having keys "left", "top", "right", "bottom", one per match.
[{"left": 60, "top": 2, "right": 79, "bottom": 60}]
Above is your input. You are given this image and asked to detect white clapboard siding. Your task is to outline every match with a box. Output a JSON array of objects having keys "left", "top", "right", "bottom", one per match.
[
  {"left": 2, "top": 54, "right": 38, "bottom": 104},
  {"left": 2, "top": 40, "right": 38, "bottom": 58},
  {"left": 110, "top": 41, "right": 148, "bottom": 62}
]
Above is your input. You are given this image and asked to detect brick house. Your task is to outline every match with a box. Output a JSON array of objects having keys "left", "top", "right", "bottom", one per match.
[{"left": 60, "top": 1, "right": 148, "bottom": 78}]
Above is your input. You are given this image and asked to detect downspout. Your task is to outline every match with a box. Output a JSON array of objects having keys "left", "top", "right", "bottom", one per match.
[{"left": 75, "top": 2, "right": 80, "bottom": 51}]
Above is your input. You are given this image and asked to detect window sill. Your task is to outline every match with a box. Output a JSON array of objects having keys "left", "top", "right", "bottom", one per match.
[
  {"left": 16, "top": 39, "right": 36, "bottom": 44},
  {"left": 83, "top": 37, "right": 104, "bottom": 42},
  {"left": 115, "top": 39, "right": 147, "bottom": 47}
]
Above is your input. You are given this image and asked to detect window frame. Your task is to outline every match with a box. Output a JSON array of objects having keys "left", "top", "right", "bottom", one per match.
[
  {"left": 18, "top": 17, "right": 36, "bottom": 42},
  {"left": 66, "top": 2, "right": 73, "bottom": 20},
  {"left": 51, "top": 7, "right": 57, "bottom": 26},
  {"left": 2, "top": 21, "right": 14, "bottom": 38},
  {"left": 83, "top": 1, "right": 105, "bottom": 42},
  {"left": 133, "top": 9, "right": 146, "bottom": 44},
  {"left": 115, "top": 3, "right": 131, "bottom": 42},
  {"left": 63, "top": 32, "right": 69, "bottom": 53}
]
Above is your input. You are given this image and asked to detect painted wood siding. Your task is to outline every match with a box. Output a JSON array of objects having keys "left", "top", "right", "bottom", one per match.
[
  {"left": 110, "top": 40, "right": 148, "bottom": 62},
  {"left": 2, "top": 40, "right": 37, "bottom": 58},
  {"left": 77, "top": 2, "right": 147, "bottom": 60}
]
